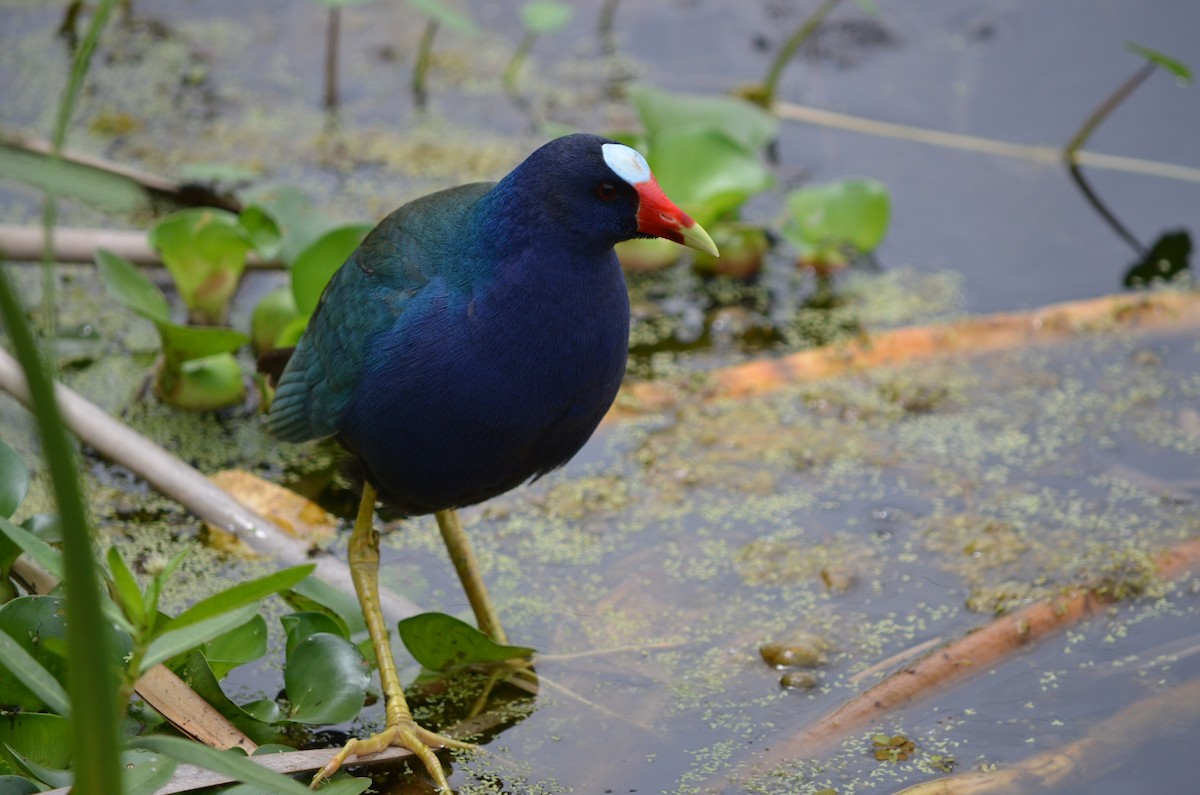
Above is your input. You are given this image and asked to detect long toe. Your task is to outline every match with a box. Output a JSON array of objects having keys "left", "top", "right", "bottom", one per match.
[{"left": 311, "top": 720, "right": 476, "bottom": 791}]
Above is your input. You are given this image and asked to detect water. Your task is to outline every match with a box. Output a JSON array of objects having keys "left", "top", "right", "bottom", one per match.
[{"left": 1, "top": 1, "right": 1198, "bottom": 792}]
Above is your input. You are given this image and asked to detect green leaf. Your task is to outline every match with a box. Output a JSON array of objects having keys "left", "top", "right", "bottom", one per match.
[
  {"left": 171, "top": 652, "right": 288, "bottom": 746},
  {"left": 1126, "top": 42, "right": 1193, "bottom": 83},
  {"left": 0, "top": 699, "right": 72, "bottom": 764},
  {"left": 238, "top": 205, "right": 283, "bottom": 260},
  {"left": 0, "top": 440, "right": 28, "bottom": 520},
  {"left": 629, "top": 85, "right": 780, "bottom": 153},
  {"left": 290, "top": 224, "right": 372, "bottom": 315},
  {"left": 0, "top": 714, "right": 72, "bottom": 779},
  {"left": 166, "top": 564, "right": 315, "bottom": 633},
  {"left": 281, "top": 610, "right": 348, "bottom": 658},
  {"left": 251, "top": 286, "right": 298, "bottom": 353},
  {"left": 156, "top": 351, "right": 248, "bottom": 411},
  {"left": 0, "top": 141, "right": 153, "bottom": 215},
  {"left": 0, "top": 775, "right": 43, "bottom": 795},
  {"left": 202, "top": 613, "right": 268, "bottom": 680},
  {"left": 783, "top": 178, "right": 891, "bottom": 262},
  {"left": 0, "top": 628, "right": 70, "bottom": 716},
  {"left": 141, "top": 603, "right": 260, "bottom": 673},
  {"left": 96, "top": 249, "right": 249, "bottom": 371},
  {"left": 283, "top": 574, "right": 367, "bottom": 637},
  {"left": 106, "top": 545, "right": 146, "bottom": 629},
  {"left": 1123, "top": 229, "right": 1192, "bottom": 288},
  {"left": 274, "top": 314, "right": 310, "bottom": 349},
  {"left": 130, "top": 736, "right": 314, "bottom": 795},
  {"left": 0, "top": 516, "right": 63, "bottom": 580},
  {"left": 95, "top": 249, "right": 170, "bottom": 324},
  {"left": 243, "top": 186, "right": 340, "bottom": 267},
  {"left": 143, "top": 546, "right": 191, "bottom": 626},
  {"left": 120, "top": 748, "right": 177, "bottom": 795},
  {"left": 398, "top": 612, "right": 534, "bottom": 671},
  {"left": 4, "top": 743, "right": 71, "bottom": 788},
  {"left": 283, "top": 633, "right": 369, "bottom": 724},
  {"left": 165, "top": 336, "right": 247, "bottom": 370},
  {"left": 149, "top": 209, "right": 254, "bottom": 325},
  {"left": 649, "top": 128, "right": 774, "bottom": 225},
  {"left": 240, "top": 698, "right": 284, "bottom": 724},
  {"left": 407, "top": 0, "right": 479, "bottom": 34},
  {"left": 521, "top": 0, "right": 573, "bottom": 34}
]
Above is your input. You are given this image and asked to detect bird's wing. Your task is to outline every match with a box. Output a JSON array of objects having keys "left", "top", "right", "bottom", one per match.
[{"left": 267, "top": 183, "right": 493, "bottom": 443}]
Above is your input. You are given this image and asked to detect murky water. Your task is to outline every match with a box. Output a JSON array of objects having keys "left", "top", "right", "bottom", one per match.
[{"left": 1, "top": 1, "right": 1198, "bottom": 793}]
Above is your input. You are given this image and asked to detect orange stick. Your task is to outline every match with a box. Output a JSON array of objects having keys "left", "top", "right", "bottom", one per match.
[
  {"left": 747, "top": 535, "right": 1200, "bottom": 774},
  {"left": 607, "top": 291, "right": 1200, "bottom": 422}
]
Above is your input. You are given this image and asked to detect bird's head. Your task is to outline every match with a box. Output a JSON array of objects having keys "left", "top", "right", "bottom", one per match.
[{"left": 498, "top": 133, "right": 719, "bottom": 258}]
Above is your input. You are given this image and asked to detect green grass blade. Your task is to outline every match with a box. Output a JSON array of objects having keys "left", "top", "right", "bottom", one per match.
[
  {"left": 165, "top": 564, "right": 314, "bottom": 632},
  {"left": 0, "top": 262, "right": 124, "bottom": 792},
  {"left": 0, "top": 628, "right": 71, "bottom": 717}
]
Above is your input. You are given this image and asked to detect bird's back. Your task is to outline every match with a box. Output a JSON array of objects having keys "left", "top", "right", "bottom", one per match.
[{"left": 268, "top": 179, "right": 631, "bottom": 516}]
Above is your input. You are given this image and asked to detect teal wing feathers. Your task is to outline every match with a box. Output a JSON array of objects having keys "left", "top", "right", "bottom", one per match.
[{"left": 266, "top": 182, "right": 493, "bottom": 443}]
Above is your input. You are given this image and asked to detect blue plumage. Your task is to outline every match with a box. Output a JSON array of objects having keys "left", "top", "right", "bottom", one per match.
[
  {"left": 269, "top": 134, "right": 672, "bottom": 515},
  {"left": 269, "top": 133, "right": 718, "bottom": 791}
]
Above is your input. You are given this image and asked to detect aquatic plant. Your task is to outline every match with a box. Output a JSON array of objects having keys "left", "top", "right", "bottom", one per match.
[
  {"left": 1063, "top": 42, "right": 1193, "bottom": 289},
  {"left": 504, "top": 0, "right": 575, "bottom": 89},
  {"left": 406, "top": 0, "right": 479, "bottom": 108},
  {"left": 95, "top": 249, "right": 250, "bottom": 411},
  {"left": 782, "top": 177, "right": 891, "bottom": 279}
]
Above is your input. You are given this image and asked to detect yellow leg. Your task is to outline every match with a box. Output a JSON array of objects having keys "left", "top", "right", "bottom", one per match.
[
  {"left": 312, "top": 482, "right": 473, "bottom": 791},
  {"left": 434, "top": 508, "right": 507, "bottom": 645}
]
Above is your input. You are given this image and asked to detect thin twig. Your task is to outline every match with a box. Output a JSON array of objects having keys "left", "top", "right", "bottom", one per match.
[
  {"left": 752, "top": 0, "right": 842, "bottom": 107},
  {"left": 894, "top": 674, "right": 1200, "bottom": 794},
  {"left": 740, "top": 535, "right": 1200, "bottom": 777},
  {"left": 773, "top": 101, "right": 1200, "bottom": 184},
  {"left": 324, "top": 6, "right": 341, "bottom": 110}
]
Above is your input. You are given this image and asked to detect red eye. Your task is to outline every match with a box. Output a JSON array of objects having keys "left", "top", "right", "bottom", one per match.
[{"left": 595, "top": 182, "right": 618, "bottom": 201}]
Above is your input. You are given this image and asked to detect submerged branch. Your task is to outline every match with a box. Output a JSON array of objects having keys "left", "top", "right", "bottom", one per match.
[
  {"left": 741, "top": 534, "right": 1200, "bottom": 776},
  {"left": 609, "top": 291, "right": 1200, "bottom": 422},
  {"left": 895, "top": 674, "right": 1200, "bottom": 794}
]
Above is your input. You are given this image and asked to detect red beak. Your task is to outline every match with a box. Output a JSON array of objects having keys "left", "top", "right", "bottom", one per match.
[{"left": 634, "top": 177, "right": 719, "bottom": 256}]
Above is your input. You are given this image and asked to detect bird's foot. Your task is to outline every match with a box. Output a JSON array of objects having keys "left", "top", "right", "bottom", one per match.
[{"left": 310, "top": 719, "right": 475, "bottom": 791}]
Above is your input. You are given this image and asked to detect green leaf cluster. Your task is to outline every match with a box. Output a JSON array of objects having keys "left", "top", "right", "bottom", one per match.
[{"left": 782, "top": 177, "right": 892, "bottom": 267}]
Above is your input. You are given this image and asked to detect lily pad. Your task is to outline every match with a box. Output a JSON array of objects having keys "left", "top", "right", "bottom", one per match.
[
  {"left": 283, "top": 633, "right": 369, "bottom": 724},
  {"left": 783, "top": 177, "right": 891, "bottom": 264},
  {"left": 398, "top": 612, "right": 534, "bottom": 672},
  {"left": 281, "top": 611, "right": 348, "bottom": 658}
]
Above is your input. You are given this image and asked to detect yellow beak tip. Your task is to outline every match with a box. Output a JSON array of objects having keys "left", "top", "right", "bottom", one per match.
[{"left": 681, "top": 223, "right": 719, "bottom": 258}]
